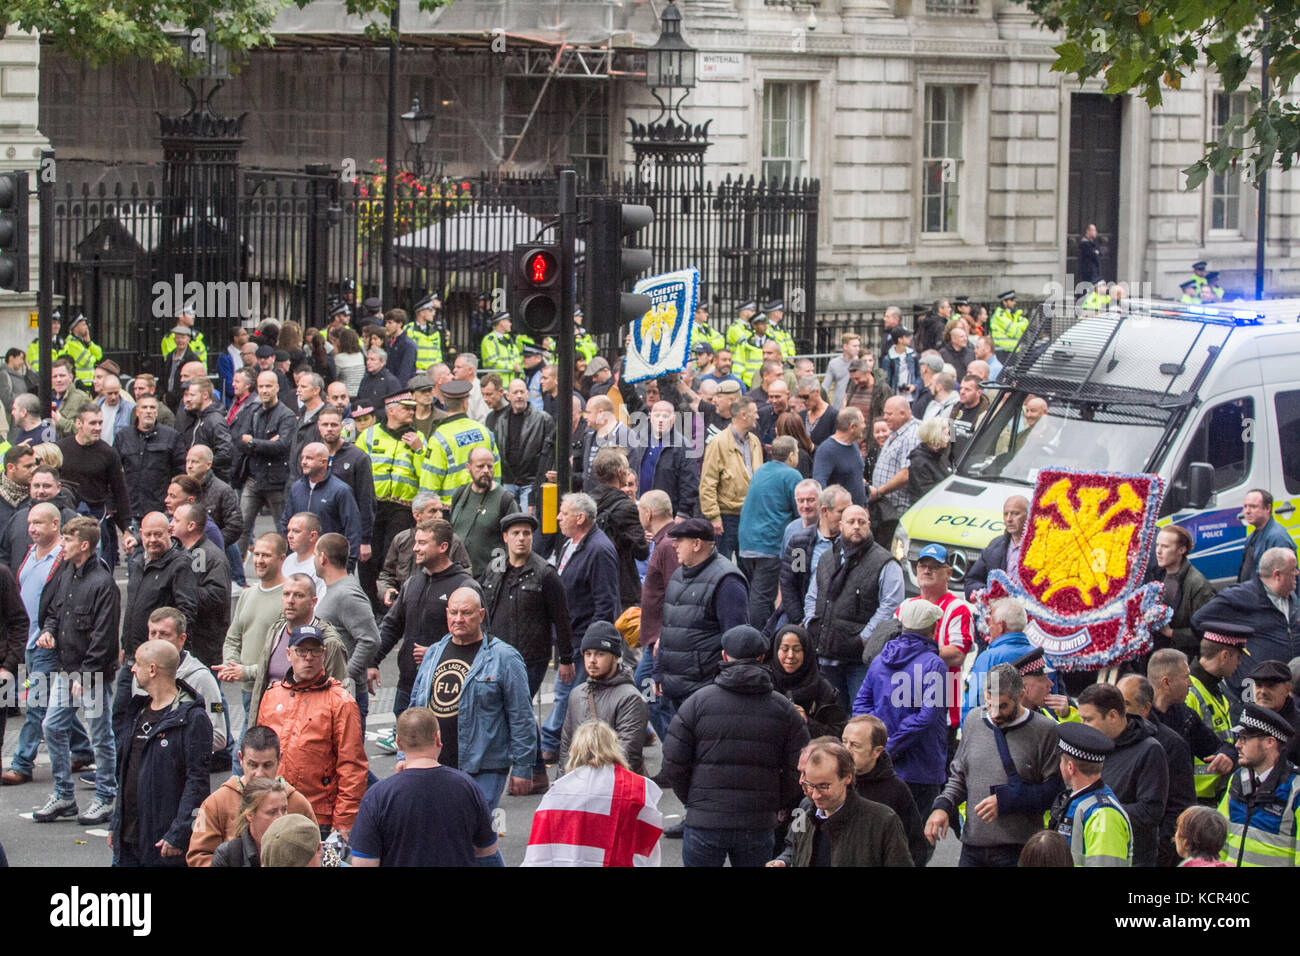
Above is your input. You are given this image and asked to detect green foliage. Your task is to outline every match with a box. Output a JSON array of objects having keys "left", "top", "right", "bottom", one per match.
[
  {"left": 0, "top": 0, "right": 451, "bottom": 70},
  {"left": 1020, "top": 0, "right": 1300, "bottom": 187}
]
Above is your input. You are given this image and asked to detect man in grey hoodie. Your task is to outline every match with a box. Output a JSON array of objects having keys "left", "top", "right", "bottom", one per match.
[
  {"left": 559, "top": 622, "right": 649, "bottom": 774},
  {"left": 926, "top": 662, "right": 1061, "bottom": 867}
]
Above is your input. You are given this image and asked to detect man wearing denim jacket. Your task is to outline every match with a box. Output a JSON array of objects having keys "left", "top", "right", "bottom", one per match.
[{"left": 408, "top": 586, "right": 536, "bottom": 814}]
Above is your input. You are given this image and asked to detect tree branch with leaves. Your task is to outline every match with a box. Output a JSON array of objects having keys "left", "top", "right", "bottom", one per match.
[{"left": 1019, "top": 0, "right": 1300, "bottom": 187}]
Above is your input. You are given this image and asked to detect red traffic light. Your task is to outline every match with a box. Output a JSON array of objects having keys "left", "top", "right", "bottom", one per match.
[{"left": 521, "top": 248, "right": 558, "bottom": 287}]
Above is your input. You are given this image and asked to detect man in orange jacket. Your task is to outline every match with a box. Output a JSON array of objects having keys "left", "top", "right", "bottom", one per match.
[
  {"left": 186, "top": 724, "right": 319, "bottom": 867},
  {"left": 257, "top": 624, "right": 367, "bottom": 841}
]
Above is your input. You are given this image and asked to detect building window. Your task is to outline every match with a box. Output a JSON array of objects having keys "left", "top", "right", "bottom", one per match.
[
  {"left": 570, "top": 104, "right": 609, "bottom": 183},
  {"left": 922, "top": 85, "right": 963, "bottom": 233},
  {"left": 1211, "top": 92, "right": 1246, "bottom": 231},
  {"left": 762, "top": 82, "right": 809, "bottom": 181}
]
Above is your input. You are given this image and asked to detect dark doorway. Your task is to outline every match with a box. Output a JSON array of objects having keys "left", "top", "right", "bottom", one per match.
[{"left": 1067, "top": 94, "right": 1123, "bottom": 285}]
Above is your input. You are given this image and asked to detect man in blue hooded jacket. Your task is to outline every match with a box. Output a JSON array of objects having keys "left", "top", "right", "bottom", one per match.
[
  {"left": 854, "top": 598, "right": 950, "bottom": 821},
  {"left": 963, "top": 597, "right": 1059, "bottom": 721}
]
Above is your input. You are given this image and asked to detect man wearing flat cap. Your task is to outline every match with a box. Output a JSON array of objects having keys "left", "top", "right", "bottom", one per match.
[
  {"left": 654, "top": 517, "right": 749, "bottom": 713},
  {"left": 661, "top": 624, "right": 809, "bottom": 867},
  {"left": 1246, "top": 659, "right": 1300, "bottom": 767},
  {"left": 1218, "top": 702, "right": 1300, "bottom": 866},
  {"left": 480, "top": 511, "right": 571, "bottom": 794},
  {"left": 1047, "top": 722, "right": 1132, "bottom": 866}
]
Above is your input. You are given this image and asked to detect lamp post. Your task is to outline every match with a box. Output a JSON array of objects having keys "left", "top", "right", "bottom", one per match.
[
  {"left": 629, "top": 0, "right": 710, "bottom": 189},
  {"left": 400, "top": 97, "right": 439, "bottom": 180}
]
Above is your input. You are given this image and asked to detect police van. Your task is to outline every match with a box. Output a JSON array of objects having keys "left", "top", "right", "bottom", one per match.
[{"left": 893, "top": 298, "right": 1300, "bottom": 590}]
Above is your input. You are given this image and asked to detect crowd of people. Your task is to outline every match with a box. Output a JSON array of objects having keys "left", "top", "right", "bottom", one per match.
[{"left": 0, "top": 286, "right": 1295, "bottom": 869}]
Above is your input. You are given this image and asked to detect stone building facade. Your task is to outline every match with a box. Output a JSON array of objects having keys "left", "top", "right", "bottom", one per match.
[{"left": 6, "top": 0, "right": 1300, "bottom": 333}]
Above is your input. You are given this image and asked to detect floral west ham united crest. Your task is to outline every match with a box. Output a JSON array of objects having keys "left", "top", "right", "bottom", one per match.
[{"left": 972, "top": 468, "right": 1172, "bottom": 671}]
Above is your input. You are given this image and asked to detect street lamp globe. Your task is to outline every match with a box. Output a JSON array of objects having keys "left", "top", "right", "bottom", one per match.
[{"left": 400, "top": 97, "right": 436, "bottom": 147}]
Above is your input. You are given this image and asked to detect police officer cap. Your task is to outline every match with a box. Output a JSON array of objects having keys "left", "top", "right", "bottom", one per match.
[
  {"left": 415, "top": 293, "right": 437, "bottom": 313},
  {"left": 1192, "top": 260, "right": 1207, "bottom": 271},
  {"left": 440, "top": 378, "right": 472, "bottom": 398},
  {"left": 954, "top": 296, "right": 970, "bottom": 306},
  {"left": 721, "top": 625, "right": 768, "bottom": 661},
  {"left": 751, "top": 313, "right": 769, "bottom": 326},
  {"left": 69, "top": 313, "right": 89, "bottom": 331},
  {"left": 51, "top": 308, "right": 62, "bottom": 322},
  {"left": 1012, "top": 646, "right": 1055, "bottom": 676},
  {"left": 1199, "top": 620, "right": 1250, "bottom": 649},
  {"left": 288, "top": 624, "right": 325, "bottom": 647},
  {"left": 178, "top": 303, "right": 197, "bottom": 318},
  {"left": 492, "top": 311, "right": 511, "bottom": 327},
  {"left": 580, "top": 621, "right": 624, "bottom": 656},
  {"left": 1250, "top": 659, "right": 1293, "bottom": 685},
  {"left": 1179, "top": 279, "right": 1197, "bottom": 291},
  {"left": 522, "top": 342, "right": 545, "bottom": 358},
  {"left": 666, "top": 517, "right": 715, "bottom": 541},
  {"left": 362, "top": 296, "right": 383, "bottom": 313},
  {"left": 499, "top": 512, "right": 537, "bottom": 534},
  {"left": 738, "top": 299, "right": 757, "bottom": 313},
  {"left": 1233, "top": 702, "right": 1293, "bottom": 742},
  {"left": 341, "top": 278, "right": 356, "bottom": 293},
  {"left": 384, "top": 389, "right": 416, "bottom": 407},
  {"left": 763, "top": 299, "right": 784, "bottom": 314},
  {"left": 255, "top": 345, "right": 275, "bottom": 359},
  {"left": 573, "top": 304, "right": 583, "bottom": 318},
  {"left": 1205, "top": 270, "right": 1220, "bottom": 282},
  {"left": 998, "top": 290, "right": 1016, "bottom": 301},
  {"left": 1057, "top": 722, "right": 1114, "bottom": 763},
  {"left": 329, "top": 300, "right": 351, "bottom": 319}
]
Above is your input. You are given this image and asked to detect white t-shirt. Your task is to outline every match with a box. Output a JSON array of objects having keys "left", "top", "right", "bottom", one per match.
[{"left": 281, "top": 551, "right": 326, "bottom": 598}]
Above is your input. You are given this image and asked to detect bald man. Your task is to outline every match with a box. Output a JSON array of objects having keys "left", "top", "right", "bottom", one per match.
[
  {"left": 407, "top": 585, "right": 536, "bottom": 813},
  {"left": 280, "top": 441, "right": 362, "bottom": 565},
  {"left": 964, "top": 494, "right": 1030, "bottom": 601},
  {"left": 115, "top": 511, "right": 199, "bottom": 744},
  {"left": 110, "top": 639, "right": 214, "bottom": 868}
]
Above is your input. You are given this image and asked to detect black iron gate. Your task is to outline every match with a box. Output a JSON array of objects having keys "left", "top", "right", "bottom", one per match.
[{"left": 49, "top": 164, "right": 820, "bottom": 373}]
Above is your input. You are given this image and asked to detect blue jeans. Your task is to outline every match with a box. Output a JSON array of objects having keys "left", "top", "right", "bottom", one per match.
[
  {"left": 10, "top": 646, "right": 93, "bottom": 775},
  {"left": 824, "top": 659, "right": 870, "bottom": 713},
  {"left": 740, "top": 555, "right": 781, "bottom": 629},
  {"left": 633, "top": 647, "right": 675, "bottom": 743},
  {"left": 540, "top": 663, "right": 582, "bottom": 753},
  {"left": 682, "top": 826, "right": 773, "bottom": 868},
  {"left": 503, "top": 483, "right": 533, "bottom": 513},
  {"left": 232, "top": 689, "right": 253, "bottom": 777},
  {"left": 43, "top": 671, "right": 116, "bottom": 802},
  {"left": 226, "top": 542, "right": 247, "bottom": 587},
  {"left": 717, "top": 514, "right": 741, "bottom": 563},
  {"left": 471, "top": 770, "right": 509, "bottom": 813}
]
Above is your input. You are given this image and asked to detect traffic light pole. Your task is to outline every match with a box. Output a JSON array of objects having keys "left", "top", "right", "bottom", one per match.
[
  {"left": 555, "top": 167, "right": 577, "bottom": 498},
  {"left": 37, "top": 149, "right": 53, "bottom": 417}
]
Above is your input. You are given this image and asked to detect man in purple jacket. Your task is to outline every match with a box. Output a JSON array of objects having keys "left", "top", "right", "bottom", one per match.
[{"left": 854, "top": 598, "right": 950, "bottom": 827}]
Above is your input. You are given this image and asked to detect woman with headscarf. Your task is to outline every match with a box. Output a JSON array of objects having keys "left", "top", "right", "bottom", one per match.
[{"left": 770, "top": 625, "right": 847, "bottom": 739}]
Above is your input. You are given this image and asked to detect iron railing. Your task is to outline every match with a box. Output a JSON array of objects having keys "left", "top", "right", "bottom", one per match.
[{"left": 48, "top": 163, "right": 821, "bottom": 375}]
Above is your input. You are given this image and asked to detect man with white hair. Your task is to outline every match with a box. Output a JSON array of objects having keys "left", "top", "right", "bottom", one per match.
[
  {"left": 541, "top": 493, "right": 621, "bottom": 763},
  {"left": 452, "top": 353, "right": 490, "bottom": 423},
  {"left": 962, "top": 598, "right": 1047, "bottom": 721},
  {"left": 908, "top": 352, "right": 945, "bottom": 419}
]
